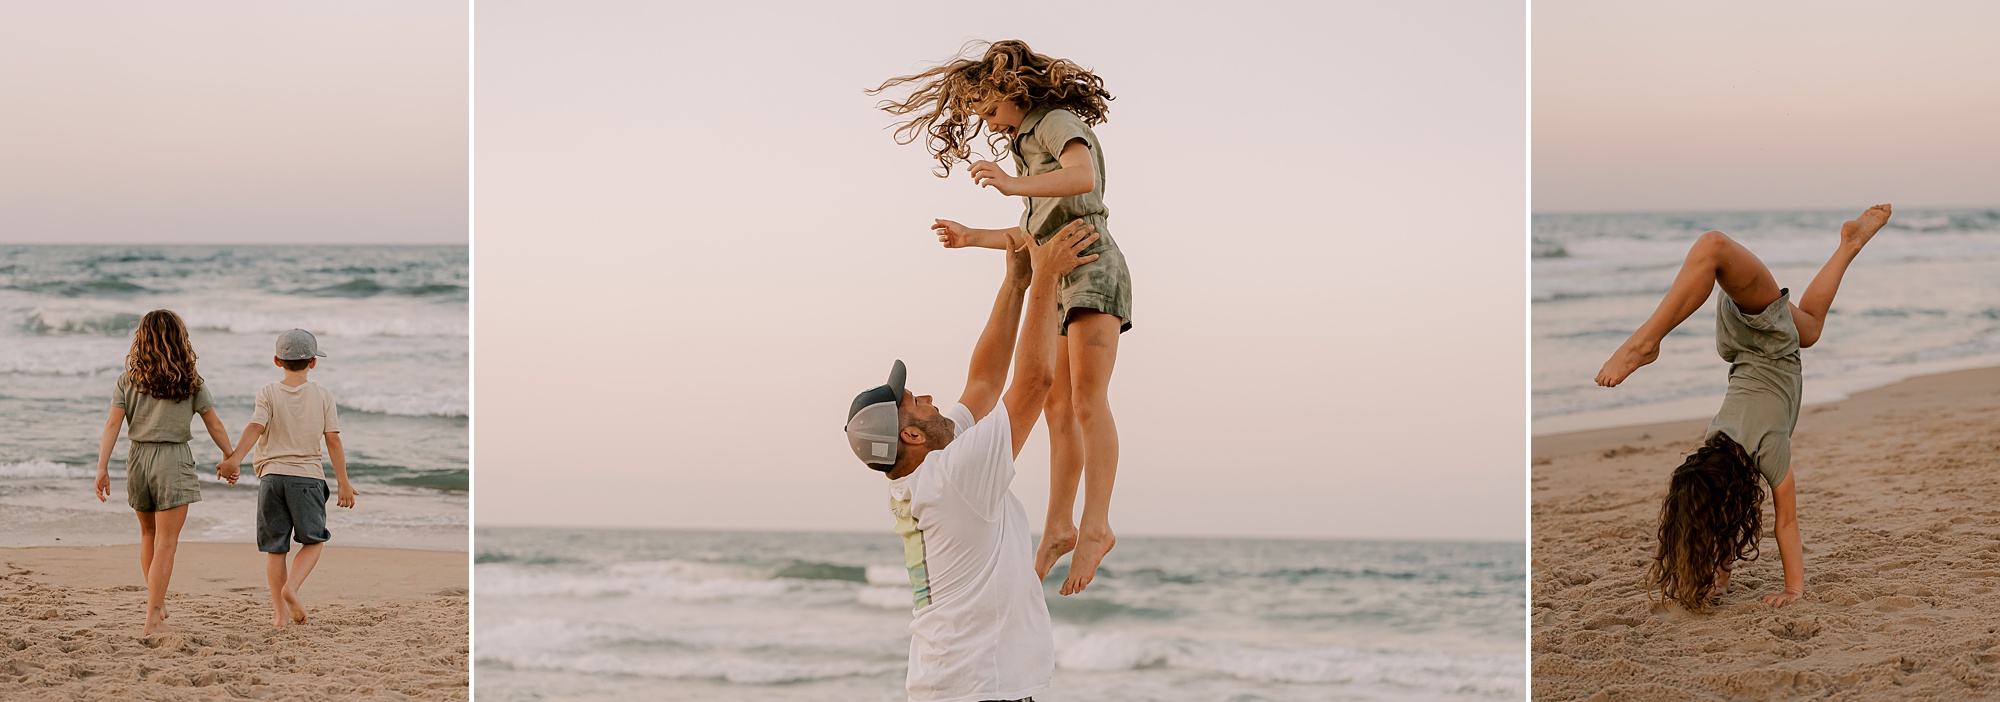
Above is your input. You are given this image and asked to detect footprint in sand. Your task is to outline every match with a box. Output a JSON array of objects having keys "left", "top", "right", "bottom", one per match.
[{"left": 1769, "top": 619, "right": 1823, "bottom": 641}]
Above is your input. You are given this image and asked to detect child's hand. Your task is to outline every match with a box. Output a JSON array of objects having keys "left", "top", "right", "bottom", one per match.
[
  {"left": 94, "top": 470, "right": 110, "bottom": 502},
  {"left": 968, "top": 160, "right": 1017, "bottom": 195},
  {"left": 1028, "top": 219, "right": 1100, "bottom": 281},
  {"left": 933, "top": 219, "right": 976, "bottom": 248},
  {"left": 217, "top": 460, "right": 240, "bottom": 485},
  {"left": 337, "top": 482, "right": 357, "bottom": 509},
  {"left": 1760, "top": 589, "right": 1804, "bottom": 608}
]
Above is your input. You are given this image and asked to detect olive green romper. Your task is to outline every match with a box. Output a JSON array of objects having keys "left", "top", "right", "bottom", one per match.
[
  {"left": 1705, "top": 289, "right": 1802, "bottom": 489},
  {"left": 1012, "top": 106, "right": 1133, "bottom": 335},
  {"left": 112, "top": 377, "right": 213, "bottom": 512}
]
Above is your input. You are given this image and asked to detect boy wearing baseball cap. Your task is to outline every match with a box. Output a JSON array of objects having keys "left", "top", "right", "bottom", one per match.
[{"left": 217, "top": 328, "right": 356, "bottom": 628}]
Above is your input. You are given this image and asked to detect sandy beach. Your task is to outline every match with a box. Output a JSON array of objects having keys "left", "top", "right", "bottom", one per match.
[
  {"left": 1531, "top": 365, "right": 2000, "bottom": 700},
  {"left": 0, "top": 543, "right": 468, "bottom": 701}
]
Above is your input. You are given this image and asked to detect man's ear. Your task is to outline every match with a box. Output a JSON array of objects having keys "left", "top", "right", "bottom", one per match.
[{"left": 901, "top": 425, "right": 926, "bottom": 446}]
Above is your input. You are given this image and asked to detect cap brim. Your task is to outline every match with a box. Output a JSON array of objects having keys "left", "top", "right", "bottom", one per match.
[{"left": 888, "top": 359, "right": 906, "bottom": 403}]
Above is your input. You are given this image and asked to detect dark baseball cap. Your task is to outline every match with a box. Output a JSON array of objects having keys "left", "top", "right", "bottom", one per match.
[{"left": 844, "top": 360, "right": 907, "bottom": 470}]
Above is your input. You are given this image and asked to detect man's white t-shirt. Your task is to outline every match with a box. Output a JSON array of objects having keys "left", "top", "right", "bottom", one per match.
[{"left": 886, "top": 402, "right": 1053, "bottom": 702}]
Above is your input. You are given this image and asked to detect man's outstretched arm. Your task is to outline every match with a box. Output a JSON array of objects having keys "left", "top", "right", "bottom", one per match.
[
  {"left": 1003, "top": 220, "right": 1099, "bottom": 457},
  {"left": 956, "top": 230, "right": 1033, "bottom": 419}
]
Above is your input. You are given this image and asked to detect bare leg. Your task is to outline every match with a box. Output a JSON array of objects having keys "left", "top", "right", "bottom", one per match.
[
  {"left": 1792, "top": 204, "right": 1891, "bottom": 348},
  {"left": 283, "top": 543, "right": 323, "bottom": 623},
  {"left": 134, "top": 511, "right": 164, "bottom": 620},
  {"left": 143, "top": 505, "right": 187, "bottom": 635},
  {"left": 1596, "top": 231, "right": 1783, "bottom": 386},
  {"left": 1036, "top": 335, "right": 1082, "bottom": 580},
  {"left": 1061, "top": 311, "right": 1121, "bottom": 596},
  {"left": 267, "top": 553, "right": 290, "bottom": 628}
]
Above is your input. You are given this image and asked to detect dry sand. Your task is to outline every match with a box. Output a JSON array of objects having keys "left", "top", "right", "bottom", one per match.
[
  {"left": 1531, "top": 366, "right": 2000, "bottom": 700},
  {"left": 0, "top": 543, "right": 467, "bottom": 701}
]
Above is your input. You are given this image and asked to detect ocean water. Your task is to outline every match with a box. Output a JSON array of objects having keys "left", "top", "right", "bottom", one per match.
[
  {"left": 1533, "top": 208, "right": 2000, "bottom": 432},
  {"left": 0, "top": 245, "right": 467, "bottom": 551},
  {"left": 475, "top": 528, "right": 1525, "bottom": 701}
]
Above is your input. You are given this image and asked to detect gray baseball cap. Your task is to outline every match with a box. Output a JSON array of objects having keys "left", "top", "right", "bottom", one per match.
[
  {"left": 845, "top": 360, "right": 907, "bottom": 471},
  {"left": 276, "top": 329, "right": 327, "bottom": 361}
]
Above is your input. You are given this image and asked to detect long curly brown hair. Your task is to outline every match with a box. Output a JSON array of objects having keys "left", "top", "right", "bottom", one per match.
[
  {"left": 124, "top": 309, "right": 204, "bottom": 402},
  {"left": 1648, "top": 433, "right": 1764, "bottom": 612},
  {"left": 870, "top": 39, "right": 1113, "bottom": 177}
]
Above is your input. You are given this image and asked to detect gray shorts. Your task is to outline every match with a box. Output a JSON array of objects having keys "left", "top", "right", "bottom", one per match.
[
  {"left": 127, "top": 441, "right": 201, "bottom": 513},
  {"left": 258, "top": 474, "right": 331, "bottom": 553}
]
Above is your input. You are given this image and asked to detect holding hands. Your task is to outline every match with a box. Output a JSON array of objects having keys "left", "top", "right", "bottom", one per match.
[{"left": 216, "top": 458, "right": 241, "bottom": 485}]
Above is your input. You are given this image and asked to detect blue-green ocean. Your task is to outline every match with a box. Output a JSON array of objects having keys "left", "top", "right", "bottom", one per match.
[
  {"left": 476, "top": 527, "right": 1525, "bottom": 701},
  {"left": 0, "top": 245, "right": 466, "bottom": 550}
]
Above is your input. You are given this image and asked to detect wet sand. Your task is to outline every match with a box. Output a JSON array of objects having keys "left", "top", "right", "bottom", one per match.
[
  {"left": 1532, "top": 365, "right": 2000, "bottom": 700},
  {"left": 0, "top": 543, "right": 467, "bottom": 701}
]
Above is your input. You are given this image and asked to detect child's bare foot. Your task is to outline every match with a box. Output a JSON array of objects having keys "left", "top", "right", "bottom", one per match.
[
  {"left": 142, "top": 614, "right": 174, "bottom": 636},
  {"left": 271, "top": 610, "right": 289, "bottom": 629},
  {"left": 1595, "top": 339, "right": 1660, "bottom": 387},
  {"left": 1035, "top": 523, "right": 1077, "bottom": 580},
  {"left": 1060, "top": 524, "right": 1115, "bottom": 596},
  {"left": 283, "top": 587, "right": 307, "bottom": 624},
  {"left": 1840, "top": 203, "right": 1892, "bottom": 251}
]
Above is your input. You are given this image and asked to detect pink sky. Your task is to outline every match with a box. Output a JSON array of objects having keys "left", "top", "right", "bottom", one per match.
[
  {"left": 1535, "top": 0, "right": 2000, "bottom": 212},
  {"left": 0, "top": 2, "right": 466, "bottom": 244},
  {"left": 473, "top": 0, "right": 1527, "bottom": 540}
]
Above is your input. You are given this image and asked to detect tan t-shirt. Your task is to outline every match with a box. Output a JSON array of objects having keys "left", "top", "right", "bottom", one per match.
[
  {"left": 249, "top": 381, "right": 340, "bottom": 480},
  {"left": 112, "top": 377, "right": 214, "bottom": 443}
]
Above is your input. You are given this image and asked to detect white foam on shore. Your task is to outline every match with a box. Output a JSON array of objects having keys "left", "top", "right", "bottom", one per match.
[{"left": 1534, "top": 353, "right": 2000, "bottom": 436}]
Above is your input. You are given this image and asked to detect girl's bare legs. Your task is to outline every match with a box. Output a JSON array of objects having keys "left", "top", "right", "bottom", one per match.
[
  {"left": 1792, "top": 204, "right": 1892, "bottom": 348},
  {"left": 142, "top": 505, "right": 188, "bottom": 635},
  {"left": 1595, "top": 231, "right": 1783, "bottom": 387},
  {"left": 1035, "top": 336, "right": 1083, "bottom": 580},
  {"left": 1060, "top": 311, "right": 1121, "bottom": 596},
  {"left": 135, "top": 511, "right": 165, "bottom": 620}
]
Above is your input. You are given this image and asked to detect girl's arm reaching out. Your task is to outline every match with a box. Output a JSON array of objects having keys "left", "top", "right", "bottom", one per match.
[
  {"left": 94, "top": 408, "right": 125, "bottom": 502},
  {"left": 933, "top": 220, "right": 1026, "bottom": 250},
  {"left": 1761, "top": 471, "right": 1805, "bottom": 607},
  {"left": 968, "top": 139, "right": 1094, "bottom": 198}
]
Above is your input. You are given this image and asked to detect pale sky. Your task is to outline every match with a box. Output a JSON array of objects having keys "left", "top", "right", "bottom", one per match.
[
  {"left": 0, "top": 2, "right": 467, "bottom": 244},
  {"left": 475, "top": 0, "right": 1526, "bottom": 541},
  {"left": 1535, "top": 0, "right": 2000, "bottom": 213}
]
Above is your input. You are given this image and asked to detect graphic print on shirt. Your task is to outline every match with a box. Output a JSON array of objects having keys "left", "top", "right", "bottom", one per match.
[{"left": 891, "top": 496, "right": 932, "bottom": 609}]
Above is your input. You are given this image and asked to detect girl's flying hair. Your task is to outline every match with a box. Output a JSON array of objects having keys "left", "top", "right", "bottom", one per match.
[
  {"left": 1648, "top": 433, "right": 1764, "bottom": 612},
  {"left": 124, "top": 309, "right": 204, "bottom": 402},
  {"left": 870, "top": 39, "right": 1113, "bottom": 177}
]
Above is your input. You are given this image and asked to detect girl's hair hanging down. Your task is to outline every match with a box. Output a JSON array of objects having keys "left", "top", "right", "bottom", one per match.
[
  {"left": 125, "top": 309, "right": 204, "bottom": 402},
  {"left": 870, "top": 39, "right": 1113, "bottom": 177},
  {"left": 1648, "top": 433, "right": 1764, "bottom": 612}
]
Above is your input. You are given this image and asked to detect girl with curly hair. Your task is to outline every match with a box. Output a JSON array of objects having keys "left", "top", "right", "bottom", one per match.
[
  {"left": 1597, "top": 204, "right": 1892, "bottom": 611},
  {"left": 872, "top": 40, "right": 1130, "bottom": 595},
  {"left": 93, "top": 309, "right": 235, "bottom": 634}
]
